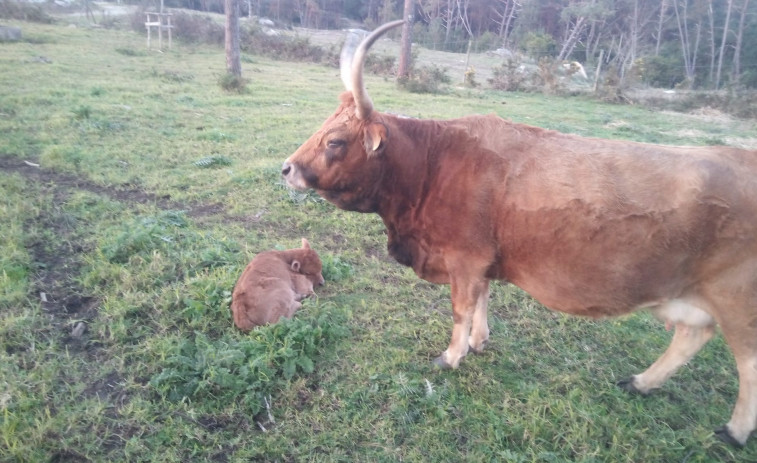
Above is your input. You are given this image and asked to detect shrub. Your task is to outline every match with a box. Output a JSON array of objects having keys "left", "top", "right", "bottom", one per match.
[
  {"left": 522, "top": 31, "right": 557, "bottom": 58},
  {"left": 115, "top": 47, "right": 146, "bottom": 57},
  {"left": 320, "top": 254, "right": 353, "bottom": 282},
  {"left": 475, "top": 30, "right": 499, "bottom": 52},
  {"left": 535, "top": 57, "right": 563, "bottom": 94},
  {"left": 0, "top": 0, "right": 54, "bottom": 23},
  {"left": 638, "top": 89, "right": 757, "bottom": 120},
  {"left": 488, "top": 57, "right": 530, "bottom": 92},
  {"left": 464, "top": 66, "right": 478, "bottom": 88},
  {"left": 365, "top": 53, "right": 396, "bottom": 76},
  {"left": 595, "top": 65, "right": 629, "bottom": 103},
  {"left": 635, "top": 55, "right": 685, "bottom": 89},
  {"left": 150, "top": 311, "right": 348, "bottom": 415},
  {"left": 398, "top": 64, "right": 451, "bottom": 94},
  {"left": 218, "top": 73, "right": 248, "bottom": 93},
  {"left": 242, "top": 28, "right": 326, "bottom": 63}
]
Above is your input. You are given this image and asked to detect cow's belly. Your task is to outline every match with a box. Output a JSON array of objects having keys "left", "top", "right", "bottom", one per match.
[{"left": 508, "top": 265, "right": 683, "bottom": 318}]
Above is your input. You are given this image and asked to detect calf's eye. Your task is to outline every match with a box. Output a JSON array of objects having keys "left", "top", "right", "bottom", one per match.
[{"left": 327, "top": 139, "right": 345, "bottom": 149}]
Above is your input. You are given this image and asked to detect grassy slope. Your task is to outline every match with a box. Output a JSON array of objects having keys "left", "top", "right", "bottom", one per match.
[{"left": 1, "top": 19, "right": 756, "bottom": 462}]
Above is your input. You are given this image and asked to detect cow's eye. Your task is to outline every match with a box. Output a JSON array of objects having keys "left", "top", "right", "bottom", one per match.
[{"left": 327, "top": 139, "right": 345, "bottom": 149}]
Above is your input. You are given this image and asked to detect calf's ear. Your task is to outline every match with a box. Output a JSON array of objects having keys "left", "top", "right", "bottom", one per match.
[
  {"left": 363, "top": 122, "right": 388, "bottom": 157},
  {"left": 291, "top": 260, "right": 301, "bottom": 272}
]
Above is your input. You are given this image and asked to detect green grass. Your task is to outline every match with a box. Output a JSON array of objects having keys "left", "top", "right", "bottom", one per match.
[{"left": 1, "top": 18, "right": 756, "bottom": 462}]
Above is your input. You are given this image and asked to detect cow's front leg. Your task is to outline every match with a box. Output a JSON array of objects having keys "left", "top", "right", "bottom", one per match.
[
  {"left": 434, "top": 271, "right": 489, "bottom": 369},
  {"left": 469, "top": 281, "right": 490, "bottom": 354}
]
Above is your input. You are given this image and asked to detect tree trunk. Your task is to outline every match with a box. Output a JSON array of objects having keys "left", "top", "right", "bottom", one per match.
[
  {"left": 655, "top": 0, "right": 667, "bottom": 55},
  {"left": 501, "top": 0, "right": 519, "bottom": 49},
  {"left": 225, "top": 0, "right": 241, "bottom": 77},
  {"left": 398, "top": 0, "right": 414, "bottom": 79},
  {"left": 558, "top": 16, "right": 586, "bottom": 61},
  {"left": 715, "top": 0, "right": 733, "bottom": 89},
  {"left": 707, "top": 1, "right": 716, "bottom": 85},
  {"left": 732, "top": 0, "right": 750, "bottom": 85},
  {"left": 673, "top": 0, "right": 696, "bottom": 83}
]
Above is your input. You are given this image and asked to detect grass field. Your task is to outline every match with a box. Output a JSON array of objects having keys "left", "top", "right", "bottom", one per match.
[{"left": 2, "top": 16, "right": 757, "bottom": 463}]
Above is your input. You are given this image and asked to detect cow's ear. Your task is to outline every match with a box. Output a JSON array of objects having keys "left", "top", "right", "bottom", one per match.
[
  {"left": 291, "top": 260, "right": 301, "bottom": 272},
  {"left": 363, "top": 122, "right": 388, "bottom": 157}
]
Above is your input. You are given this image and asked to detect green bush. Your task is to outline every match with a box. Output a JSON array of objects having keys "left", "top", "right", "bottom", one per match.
[
  {"left": 365, "top": 53, "right": 397, "bottom": 76},
  {"left": 169, "top": 11, "right": 224, "bottom": 44},
  {"left": 218, "top": 73, "right": 248, "bottom": 93},
  {"left": 635, "top": 55, "right": 685, "bottom": 88},
  {"left": 320, "top": 254, "right": 353, "bottom": 282},
  {"left": 489, "top": 57, "right": 530, "bottom": 91},
  {"left": 242, "top": 31, "right": 326, "bottom": 63},
  {"left": 0, "top": 0, "right": 53, "bottom": 23},
  {"left": 398, "top": 64, "right": 451, "bottom": 94},
  {"left": 522, "top": 31, "right": 557, "bottom": 58},
  {"left": 150, "top": 311, "right": 348, "bottom": 415}
]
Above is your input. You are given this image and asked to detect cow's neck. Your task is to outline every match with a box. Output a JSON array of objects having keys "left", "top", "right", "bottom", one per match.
[{"left": 373, "top": 119, "right": 462, "bottom": 271}]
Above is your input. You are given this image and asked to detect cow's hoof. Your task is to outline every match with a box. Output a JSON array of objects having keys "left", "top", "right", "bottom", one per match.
[
  {"left": 714, "top": 426, "right": 745, "bottom": 448},
  {"left": 469, "top": 340, "right": 488, "bottom": 355},
  {"left": 432, "top": 355, "right": 454, "bottom": 370},
  {"left": 617, "top": 377, "right": 644, "bottom": 395}
]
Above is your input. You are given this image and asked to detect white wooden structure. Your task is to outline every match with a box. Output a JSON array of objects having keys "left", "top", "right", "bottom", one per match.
[{"left": 145, "top": 11, "right": 173, "bottom": 50}]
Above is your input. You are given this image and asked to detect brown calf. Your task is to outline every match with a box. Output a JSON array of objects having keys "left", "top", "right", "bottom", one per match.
[{"left": 231, "top": 238, "right": 324, "bottom": 330}]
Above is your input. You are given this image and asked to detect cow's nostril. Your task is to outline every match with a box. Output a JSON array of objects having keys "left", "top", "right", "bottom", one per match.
[{"left": 281, "top": 163, "right": 291, "bottom": 176}]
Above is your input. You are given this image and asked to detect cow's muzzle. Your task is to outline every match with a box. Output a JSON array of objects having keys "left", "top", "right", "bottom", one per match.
[{"left": 281, "top": 161, "right": 307, "bottom": 191}]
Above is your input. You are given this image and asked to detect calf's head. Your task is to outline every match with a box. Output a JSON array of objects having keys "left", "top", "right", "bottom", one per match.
[
  {"left": 290, "top": 238, "right": 325, "bottom": 287},
  {"left": 281, "top": 20, "right": 404, "bottom": 212}
]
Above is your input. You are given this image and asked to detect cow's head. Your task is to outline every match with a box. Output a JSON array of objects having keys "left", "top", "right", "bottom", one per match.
[{"left": 281, "top": 20, "right": 404, "bottom": 212}]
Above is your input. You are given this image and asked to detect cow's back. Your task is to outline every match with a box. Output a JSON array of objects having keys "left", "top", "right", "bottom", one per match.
[{"left": 472, "top": 119, "right": 757, "bottom": 316}]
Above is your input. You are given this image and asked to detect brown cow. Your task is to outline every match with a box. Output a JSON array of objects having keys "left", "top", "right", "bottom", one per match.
[
  {"left": 231, "top": 238, "right": 325, "bottom": 330},
  {"left": 281, "top": 20, "right": 757, "bottom": 446}
]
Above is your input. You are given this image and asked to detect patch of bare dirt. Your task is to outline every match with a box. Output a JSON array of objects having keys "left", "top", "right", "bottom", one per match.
[{"left": 0, "top": 154, "right": 252, "bottom": 348}]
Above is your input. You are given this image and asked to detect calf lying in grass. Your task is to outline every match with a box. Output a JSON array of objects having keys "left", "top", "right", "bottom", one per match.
[{"left": 231, "top": 239, "right": 325, "bottom": 330}]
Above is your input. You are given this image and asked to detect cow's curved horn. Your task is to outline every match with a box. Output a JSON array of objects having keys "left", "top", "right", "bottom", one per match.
[
  {"left": 339, "top": 31, "right": 361, "bottom": 93},
  {"left": 343, "top": 20, "right": 405, "bottom": 120}
]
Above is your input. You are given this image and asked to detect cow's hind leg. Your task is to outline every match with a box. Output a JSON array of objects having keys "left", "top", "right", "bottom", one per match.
[
  {"left": 618, "top": 323, "right": 715, "bottom": 394},
  {"left": 715, "top": 318, "right": 757, "bottom": 447}
]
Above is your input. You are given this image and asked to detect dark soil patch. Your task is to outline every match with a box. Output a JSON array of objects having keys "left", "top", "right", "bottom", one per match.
[
  {"left": 0, "top": 154, "right": 180, "bottom": 212},
  {"left": 0, "top": 154, "right": 244, "bottom": 345}
]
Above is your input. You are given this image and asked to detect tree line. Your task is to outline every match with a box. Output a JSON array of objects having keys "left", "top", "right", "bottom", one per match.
[{"left": 162, "top": 0, "right": 757, "bottom": 89}]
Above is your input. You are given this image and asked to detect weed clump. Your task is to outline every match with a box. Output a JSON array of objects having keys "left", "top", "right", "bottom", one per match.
[
  {"left": 193, "top": 155, "right": 232, "bottom": 168},
  {"left": 218, "top": 73, "right": 248, "bottom": 93},
  {"left": 0, "top": 0, "right": 53, "bottom": 23},
  {"left": 489, "top": 58, "right": 530, "bottom": 91},
  {"left": 168, "top": 11, "right": 224, "bottom": 45},
  {"left": 320, "top": 254, "right": 353, "bottom": 282},
  {"left": 152, "top": 68, "right": 195, "bottom": 83},
  {"left": 464, "top": 66, "right": 478, "bottom": 88},
  {"left": 398, "top": 64, "right": 451, "bottom": 94},
  {"left": 150, "top": 312, "right": 348, "bottom": 415},
  {"left": 115, "top": 47, "right": 146, "bottom": 57},
  {"left": 365, "top": 53, "right": 396, "bottom": 75},
  {"left": 100, "top": 211, "right": 189, "bottom": 264},
  {"left": 242, "top": 32, "right": 326, "bottom": 63}
]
